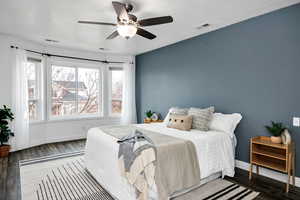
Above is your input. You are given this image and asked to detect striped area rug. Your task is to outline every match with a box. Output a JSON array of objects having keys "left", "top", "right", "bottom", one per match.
[
  {"left": 174, "top": 179, "right": 260, "bottom": 200},
  {"left": 20, "top": 152, "right": 114, "bottom": 200},
  {"left": 20, "top": 152, "right": 260, "bottom": 200}
]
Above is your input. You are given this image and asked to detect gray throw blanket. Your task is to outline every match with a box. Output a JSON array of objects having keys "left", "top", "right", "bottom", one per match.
[
  {"left": 117, "top": 129, "right": 156, "bottom": 173},
  {"left": 99, "top": 125, "right": 201, "bottom": 200}
]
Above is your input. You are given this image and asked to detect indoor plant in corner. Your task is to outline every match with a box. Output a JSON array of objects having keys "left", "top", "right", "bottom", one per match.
[
  {"left": 0, "top": 105, "right": 14, "bottom": 157},
  {"left": 265, "top": 121, "right": 285, "bottom": 144}
]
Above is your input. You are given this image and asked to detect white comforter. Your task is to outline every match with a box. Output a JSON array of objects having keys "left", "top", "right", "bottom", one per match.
[{"left": 85, "top": 123, "right": 236, "bottom": 200}]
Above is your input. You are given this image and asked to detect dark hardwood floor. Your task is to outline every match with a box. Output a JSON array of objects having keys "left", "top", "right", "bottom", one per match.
[
  {"left": 0, "top": 140, "right": 299, "bottom": 200},
  {"left": 0, "top": 140, "right": 85, "bottom": 200},
  {"left": 226, "top": 168, "right": 300, "bottom": 200}
]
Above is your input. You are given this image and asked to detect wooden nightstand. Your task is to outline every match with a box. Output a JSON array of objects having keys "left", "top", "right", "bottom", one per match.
[
  {"left": 249, "top": 136, "right": 295, "bottom": 192},
  {"left": 143, "top": 119, "right": 164, "bottom": 124}
]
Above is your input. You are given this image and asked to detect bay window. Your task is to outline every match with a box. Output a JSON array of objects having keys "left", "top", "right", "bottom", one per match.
[{"left": 24, "top": 57, "right": 124, "bottom": 122}]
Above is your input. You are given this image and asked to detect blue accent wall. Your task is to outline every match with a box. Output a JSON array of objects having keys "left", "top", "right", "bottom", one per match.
[{"left": 136, "top": 4, "right": 300, "bottom": 176}]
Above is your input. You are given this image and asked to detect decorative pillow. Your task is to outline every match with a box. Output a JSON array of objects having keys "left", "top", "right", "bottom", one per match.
[
  {"left": 167, "top": 114, "right": 193, "bottom": 131},
  {"left": 209, "top": 113, "right": 242, "bottom": 137},
  {"left": 163, "top": 107, "right": 189, "bottom": 124},
  {"left": 188, "top": 107, "right": 215, "bottom": 131}
]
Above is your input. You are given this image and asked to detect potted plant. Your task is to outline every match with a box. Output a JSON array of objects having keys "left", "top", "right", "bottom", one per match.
[
  {"left": 0, "top": 105, "right": 14, "bottom": 157},
  {"left": 265, "top": 121, "right": 285, "bottom": 144},
  {"left": 145, "top": 110, "right": 153, "bottom": 122}
]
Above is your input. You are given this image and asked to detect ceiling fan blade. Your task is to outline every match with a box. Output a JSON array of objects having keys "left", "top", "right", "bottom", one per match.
[
  {"left": 112, "top": 1, "right": 129, "bottom": 21},
  {"left": 106, "top": 30, "right": 119, "bottom": 40},
  {"left": 78, "top": 21, "right": 116, "bottom": 26},
  {"left": 138, "top": 16, "right": 173, "bottom": 26},
  {"left": 136, "top": 28, "right": 156, "bottom": 40}
]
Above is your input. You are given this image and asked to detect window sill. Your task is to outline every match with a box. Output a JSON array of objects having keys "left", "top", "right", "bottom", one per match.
[
  {"left": 49, "top": 114, "right": 101, "bottom": 122},
  {"left": 30, "top": 120, "right": 46, "bottom": 125},
  {"left": 109, "top": 114, "right": 122, "bottom": 118},
  {"left": 29, "top": 116, "right": 121, "bottom": 125}
]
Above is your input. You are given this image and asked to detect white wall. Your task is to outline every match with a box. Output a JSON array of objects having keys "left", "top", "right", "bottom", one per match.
[{"left": 0, "top": 33, "right": 134, "bottom": 150}]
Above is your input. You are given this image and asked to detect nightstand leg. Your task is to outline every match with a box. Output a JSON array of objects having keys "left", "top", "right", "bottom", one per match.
[
  {"left": 287, "top": 153, "right": 292, "bottom": 193},
  {"left": 256, "top": 165, "right": 259, "bottom": 175},
  {"left": 287, "top": 173, "right": 290, "bottom": 193},
  {"left": 292, "top": 152, "right": 295, "bottom": 186},
  {"left": 249, "top": 163, "right": 253, "bottom": 180}
]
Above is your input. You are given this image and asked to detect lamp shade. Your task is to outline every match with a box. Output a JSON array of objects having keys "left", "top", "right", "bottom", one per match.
[{"left": 117, "top": 24, "right": 137, "bottom": 38}]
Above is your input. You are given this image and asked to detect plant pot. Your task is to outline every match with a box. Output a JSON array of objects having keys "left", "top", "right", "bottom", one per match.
[
  {"left": 0, "top": 145, "right": 10, "bottom": 157},
  {"left": 270, "top": 136, "right": 282, "bottom": 144}
]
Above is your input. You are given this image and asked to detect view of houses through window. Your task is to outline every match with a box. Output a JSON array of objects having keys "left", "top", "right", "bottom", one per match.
[
  {"left": 51, "top": 65, "right": 100, "bottom": 118},
  {"left": 25, "top": 58, "right": 123, "bottom": 121},
  {"left": 26, "top": 58, "right": 42, "bottom": 121},
  {"left": 111, "top": 69, "right": 123, "bottom": 115},
  {"left": 78, "top": 68, "right": 100, "bottom": 114}
]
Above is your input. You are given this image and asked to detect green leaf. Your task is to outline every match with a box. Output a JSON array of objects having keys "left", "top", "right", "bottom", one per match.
[
  {"left": 0, "top": 105, "right": 14, "bottom": 145},
  {"left": 265, "top": 121, "right": 286, "bottom": 137},
  {"left": 145, "top": 110, "right": 153, "bottom": 118}
]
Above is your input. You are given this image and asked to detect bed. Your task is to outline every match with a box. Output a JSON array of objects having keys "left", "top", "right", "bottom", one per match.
[{"left": 84, "top": 123, "right": 236, "bottom": 200}]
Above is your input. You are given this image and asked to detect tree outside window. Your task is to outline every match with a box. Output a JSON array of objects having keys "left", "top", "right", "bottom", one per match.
[
  {"left": 51, "top": 65, "right": 101, "bottom": 118},
  {"left": 111, "top": 70, "right": 123, "bottom": 115}
]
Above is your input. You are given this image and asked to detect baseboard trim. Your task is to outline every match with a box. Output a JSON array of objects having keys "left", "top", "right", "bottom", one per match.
[
  {"left": 235, "top": 160, "right": 300, "bottom": 187},
  {"left": 46, "top": 135, "right": 86, "bottom": 144},
  {"left": 11, "top": 135, "right": 87, "bottom": 152}
]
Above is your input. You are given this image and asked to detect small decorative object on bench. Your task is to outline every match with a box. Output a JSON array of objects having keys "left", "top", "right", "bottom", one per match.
[
  {"left": 0, "top": 105, "right": 15, "bottom": 158},
  {"left": 265, "top": 121, "right": 287, "bottom": 144},
  {"left": 281, "top": 129, "right": 292, "bottom": 145},
  {"left": 249, "top": 136, "right": 295, "bottom": 192},
  {"left": 151, "top": 112, "right": 159, "bottom": 121},
  {"left": 144, "top": 110, "right": 163, "bottom": 123}
]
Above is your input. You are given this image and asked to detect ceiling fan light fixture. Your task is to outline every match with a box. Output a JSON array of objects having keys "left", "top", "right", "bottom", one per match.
[
  {"left": 78, "top": 1, "right": 173, "bottom": 40},
  {"left": 117, "top": 23, "right": 137, "bottom": 39}
]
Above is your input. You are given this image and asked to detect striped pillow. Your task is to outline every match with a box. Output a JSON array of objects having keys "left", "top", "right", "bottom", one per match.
[{"left": 188, "top": 107, "right": 215, "bottom": 131}]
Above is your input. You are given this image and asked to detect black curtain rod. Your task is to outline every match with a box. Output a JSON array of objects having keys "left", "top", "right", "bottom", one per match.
[{"left": 10, "top": 45, "right": 127, "bottom": 64}]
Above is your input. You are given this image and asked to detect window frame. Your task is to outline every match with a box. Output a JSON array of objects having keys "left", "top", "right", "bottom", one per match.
[
  {"left": 108, "top": 65, "right": 124, "bottom": 117},
  {"left": 47, "top": 59, "right": 104, "bottom": 121},
  {"left": 26, "top": 54, "right": 44, "bottom": 123}
]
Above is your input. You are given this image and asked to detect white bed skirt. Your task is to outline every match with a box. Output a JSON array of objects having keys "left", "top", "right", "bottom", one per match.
[{"left": 85, "top": 124, "right": 236, "bottom": 200}]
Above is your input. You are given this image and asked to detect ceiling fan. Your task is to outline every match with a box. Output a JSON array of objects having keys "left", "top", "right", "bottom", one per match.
[{"left": 78, "top": 1, "right": 173, "bottom": 40}]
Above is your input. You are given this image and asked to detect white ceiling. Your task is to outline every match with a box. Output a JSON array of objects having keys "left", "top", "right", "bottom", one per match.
[{"left": 0, "top": 0, "right": 299, "bottom": 55}]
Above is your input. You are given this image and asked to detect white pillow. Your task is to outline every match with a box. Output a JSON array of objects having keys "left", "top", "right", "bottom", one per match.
[
  {"left": 163, "top": 107, "right": 188, "bottom": 124},
  {"left": 209, "top": 113, "right": 242, "bottom": 137}
]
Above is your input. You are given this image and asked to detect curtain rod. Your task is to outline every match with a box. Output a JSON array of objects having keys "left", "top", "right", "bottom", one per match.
[{"left": 10, "top": 45, "right": 128, "bottom": 64}]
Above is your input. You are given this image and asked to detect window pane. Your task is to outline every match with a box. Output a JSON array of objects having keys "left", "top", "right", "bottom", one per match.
[
  {"left": 78, "top": 68, "right": 100, "bottom": 114},
  {"left": 28, "top": 100, "right": 38, "bottom": 120},
  {"left": 26, "top": 62, "right": 36, "bottom": 99},
  {"left": 112, "top": 100, "right": 122, "bottom": 114},
  {"left": 111, "top": 70, "right": 123, "bottom": 114},
  {"left": 26, "top": 61, "right": 39, "bottom": 121},
  {"left": 51, "top": 66, "right": 76, "bottom": 116}
]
